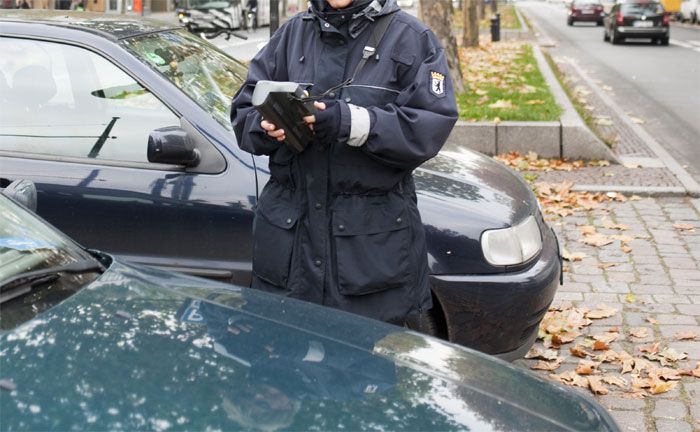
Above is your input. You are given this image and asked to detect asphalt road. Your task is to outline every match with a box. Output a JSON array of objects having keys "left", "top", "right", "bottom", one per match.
[{"left": 519, "top": 1, "right": 700, "bottom": 180}]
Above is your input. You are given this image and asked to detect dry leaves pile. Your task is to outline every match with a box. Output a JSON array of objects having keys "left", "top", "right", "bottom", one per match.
[
  {"left": 528, "top": 302, "right": 700, "bottom": 398},
  {"left": 533, "top": 181, "right": 633, "bottom": 219},
  {"left": 494, "top": 151, "right": 609, "bottom": 172},
  {"left": 459, "top": 41, "right": 532, "bottom": 92}
]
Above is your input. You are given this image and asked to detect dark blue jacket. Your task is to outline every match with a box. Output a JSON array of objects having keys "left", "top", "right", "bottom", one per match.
[{"left": 231, "top": 0, "right": 458, "bottom": 323}]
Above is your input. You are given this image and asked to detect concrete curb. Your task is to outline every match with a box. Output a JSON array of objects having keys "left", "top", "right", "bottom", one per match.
[{"left": 571, "top": 185, "right": 688, "bottom": 196}]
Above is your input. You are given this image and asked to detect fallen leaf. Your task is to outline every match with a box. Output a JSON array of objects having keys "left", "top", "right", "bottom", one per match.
[
  {"left": 489, "top": 99, "right": 515, "bottom": 109},
  {"left": 646, "top": 316, "right": 658, "bottom": 325},
  {"left": 593, "top": 340, "right": 610, "bottom": 351},
  {"left": 673, "top": 223, "right": 695, "bottom": 232},
  {"left": 578, "top": 225, "right": 597, "bottom": 235},
  {"left": 580, "top": 233, "right": 615, "bottom": 247},
  {"left": 588, "top": 376, "right": 609, "bottom": 395},
  {"left": 593, "top": 332, "right": 619, "bottom": 344},
  {"left": 624, "top": 293, "right": 636, "bottom": 303},
  {"left": 570, "top": 345, "right": 590, "bottom": 358},
  {"left": 629, "top": 327, "right": 649, "bottom": 338},
  {"left": 658, "top": 348, "right": 687, "bottom": 364},
  {"left": 602, "top": 220, "right": 629, "bottom": 230},
  {"left": 649, "top": 381, "right": 676, "bottom": 395},
  {"left": 525, "top": 347, "right": 559, "bottom": 361},
  {"left": 562, "top": 248, "right": 587, "bottom": 262},
  {"left": 586, "top": 305, "right": 618, "bottom": 319},
  {"left": 639, "top": 342, "right": 660, "bottom": 354},
  {"left": 674, "top": 331, "right": 697, "bottom": 341},
  {"left": 531, "top": 360, "right": 562, "bottom": 371},
  {"left": 621, "top": 357, "right": 635, "bottom": 374},
  {"left": 552, "top": 331, "right": 579, "bottom": 346},
  {"left": 602, "top": 375, "right": 628, "bottom": 388},
  {"left": 649, "top": 367, "right": 682, "bottom": 381},
  {"left": 576, "top": 360, "right": 599, "bottom": 375},
  {"left": 621, "top": 245, "right": 633, "bottom": 253},
  {"left": 595, "top": 350, "right": 621, "bottom": 363},
  {"left": 526, "top": 99, "right": 545, "bottom": 105}
]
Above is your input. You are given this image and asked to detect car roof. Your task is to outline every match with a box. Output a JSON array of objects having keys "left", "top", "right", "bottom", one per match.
[{"left": 0, "top": 10, "right": 179, "bottom": 41}]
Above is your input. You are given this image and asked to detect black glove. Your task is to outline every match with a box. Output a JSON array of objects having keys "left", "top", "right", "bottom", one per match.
[{"left": 313, "top": 100, "right": 342, "bottom": 144}]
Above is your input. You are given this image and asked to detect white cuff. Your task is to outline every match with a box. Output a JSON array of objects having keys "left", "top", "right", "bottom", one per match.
[{"left": 347, "top": 104, "right": 371, "bottom": 148}]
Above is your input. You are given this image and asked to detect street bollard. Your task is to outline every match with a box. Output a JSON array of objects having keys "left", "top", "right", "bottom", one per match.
[{"left": 490, "top": 12, "right": 500, "bottom": 42}]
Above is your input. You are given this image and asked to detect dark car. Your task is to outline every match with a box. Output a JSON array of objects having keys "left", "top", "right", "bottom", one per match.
[
  {"left": 0, "top": 189, "right": 619, "bottom": 431},
  {"left": 604, "top": 0, "right": 670, "bottom": 44},
  {"left": 0, "top": 11, "right": 561, "bottom": 361},
  {"left": 568, "top": 0, "right": 605, "bottom": 25}
]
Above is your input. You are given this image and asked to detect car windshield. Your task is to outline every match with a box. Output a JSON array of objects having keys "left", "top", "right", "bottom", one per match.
[
  {"left": 0, "top": 196, "right": 102, "bottom": 330},
  {"left": 122, "top": 30, "right": 248, "bottom": 130},
  {"left": 621, "top": 2, "right": 664, "bottom": 13}
]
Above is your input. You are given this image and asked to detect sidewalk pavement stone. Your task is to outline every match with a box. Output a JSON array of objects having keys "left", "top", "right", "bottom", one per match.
[
  {"left": 515, "top": 197, "right": 700, "bottom": 432},
  {"left": 611, "top": 411, "right": 647, "bottom": 432},
  {"left": 652, "top": 400, "right": 687, "bottom": 419},
  {"left": 653, "top": 420, "right": 691, "bottom": 432}
]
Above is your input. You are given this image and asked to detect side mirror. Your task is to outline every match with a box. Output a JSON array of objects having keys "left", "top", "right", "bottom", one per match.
[
  {"left": 147, "top": 126, "right": 200, "bottom": 167},
  {"left": 2, "top": 179, "right": 38, "bottom": 212}
]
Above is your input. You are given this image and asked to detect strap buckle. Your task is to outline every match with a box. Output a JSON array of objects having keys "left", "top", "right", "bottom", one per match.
[{"left": 362, "top": 46, "right": 376, "bottom": 59}]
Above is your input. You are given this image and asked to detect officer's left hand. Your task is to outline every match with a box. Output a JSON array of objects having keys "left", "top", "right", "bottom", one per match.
[{"left": 303, "top": 101, "right": 342, "bottom": 143}]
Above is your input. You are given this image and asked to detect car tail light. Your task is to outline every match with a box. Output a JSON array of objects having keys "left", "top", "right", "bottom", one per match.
[
  {"left": 481, "top": 216, "right": 543, "bottom": 266},
  {"left": 662, "top": 12, "right": 669, "bottom": 25},
  {"left": 616, "top": 11, "right": 624, "bottom": 24}
]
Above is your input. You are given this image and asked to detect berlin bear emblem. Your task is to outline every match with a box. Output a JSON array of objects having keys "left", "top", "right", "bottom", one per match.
[{"left": 430, "top": 71, "right": 445, "bottom": 96}]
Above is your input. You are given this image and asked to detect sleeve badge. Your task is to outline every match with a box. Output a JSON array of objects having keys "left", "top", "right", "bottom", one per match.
[{"left": 430, "top": 71, "right": 445, "bottom": 96}]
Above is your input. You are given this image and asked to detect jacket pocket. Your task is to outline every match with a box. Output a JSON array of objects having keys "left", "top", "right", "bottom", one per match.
[
  {"left": 332, "top": 203, "right": 411, "bottom": 296},
  {"left": 252, "top": 198, "right": 300, "bottom": 288}
]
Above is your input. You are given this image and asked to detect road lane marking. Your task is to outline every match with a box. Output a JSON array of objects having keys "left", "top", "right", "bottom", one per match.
[
  {"left": 690, "top": 40, "right": 700, "bottom": 47},
  {"left": 670, "top": 39, "right": 700, "bottom": 52},
  {"left": 670, "top": 39, "right": 693, "bottom": 48}
]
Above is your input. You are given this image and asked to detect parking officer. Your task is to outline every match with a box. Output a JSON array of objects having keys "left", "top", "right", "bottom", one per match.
[{"left": 231, "top": 0, "right": 457, "bottom": 325}]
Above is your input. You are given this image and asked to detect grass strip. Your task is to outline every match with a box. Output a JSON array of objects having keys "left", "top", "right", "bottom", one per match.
[{"left": 457, "top": 42, "right": 562, "bottom": 122}]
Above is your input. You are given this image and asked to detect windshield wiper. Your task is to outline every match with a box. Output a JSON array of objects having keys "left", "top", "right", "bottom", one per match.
[{"left": 0, "top": 259, "right": 105, "bottom": 304}]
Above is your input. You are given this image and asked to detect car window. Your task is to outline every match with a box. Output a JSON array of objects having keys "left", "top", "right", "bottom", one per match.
[
  {"left": 621, "top": 2, "right": 664, "bottom": 13},
  {"left": 0, "top": 195, "right": 101, "bottom": 330},
  {"left": 0, "top": 37, "right": 179, "bottom": 164},
  {"left": 122, "top": 30, "right": 248, "bottom": 130},
  {"left": 574, "top": 0, "right": 601, "bottom": 6}
]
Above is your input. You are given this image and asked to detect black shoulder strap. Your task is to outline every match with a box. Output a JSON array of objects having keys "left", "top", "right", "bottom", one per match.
[{"left": 348, "top": 12, "right": 397, "bottom": 82}]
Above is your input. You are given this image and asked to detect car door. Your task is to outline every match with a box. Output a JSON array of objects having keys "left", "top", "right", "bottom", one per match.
[{"left": 0, "top": 36, "right": 256, "bottom": 285}]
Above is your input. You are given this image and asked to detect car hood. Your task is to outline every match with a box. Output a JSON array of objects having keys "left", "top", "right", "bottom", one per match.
[
  {"left": 0, "top": 260, "right": 616, "bottom": 431},
  {"left": 416, "top": 149, "right": 538, "bottom": 274}
]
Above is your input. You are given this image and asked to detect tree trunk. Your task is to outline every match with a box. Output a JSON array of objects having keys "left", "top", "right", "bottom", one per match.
[
  {"left": 462, "top": 0, "right": 479, "bottom": 48},
  {"left": 478, "top": 0, "right": 485, "bottom": 20},
  {"left": 419, "top": 0, "right": 464, "bottom": 93}
]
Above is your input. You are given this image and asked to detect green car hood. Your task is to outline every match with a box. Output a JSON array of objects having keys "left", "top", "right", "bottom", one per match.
[{"left": 0, "top": 259, "right": 617, "bottom": 431}]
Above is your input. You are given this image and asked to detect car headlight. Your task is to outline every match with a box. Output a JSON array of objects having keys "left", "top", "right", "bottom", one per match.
[{"left": 481, "top": 215, "right": 543, "bottom": 266}]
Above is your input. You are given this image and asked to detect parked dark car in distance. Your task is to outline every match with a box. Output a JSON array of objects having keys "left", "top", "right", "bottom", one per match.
[
  {"left": 0, "top": 189, "right": 618, "bottom": 432},
  {"left": 0, "top": 11, "right": 561, "bottom": 360},
  {"left": 568, "top": 0, "right": 605, "bottom": 25},
  {"left": 604, "top": 0, "right": 670, "bottom": 44}
]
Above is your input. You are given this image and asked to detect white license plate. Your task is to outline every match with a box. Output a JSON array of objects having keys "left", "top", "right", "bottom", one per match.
[{"left": 633, "top": 20, "right": 654, "bottom": 27}]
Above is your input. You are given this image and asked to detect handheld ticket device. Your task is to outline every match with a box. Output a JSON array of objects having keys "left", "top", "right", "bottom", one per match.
[{"left": 251, "top": 81, "right": 316, "bottom": 153}]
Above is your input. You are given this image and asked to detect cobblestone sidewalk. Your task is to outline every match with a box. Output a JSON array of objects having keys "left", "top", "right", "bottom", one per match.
[{"left": 516, "top": 197, "right": 700, "bottom": 432}]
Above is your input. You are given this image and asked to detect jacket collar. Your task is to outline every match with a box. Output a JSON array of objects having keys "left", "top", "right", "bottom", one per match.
[{"left": 306, "top": 0, "right": 399, "bottom": 39}]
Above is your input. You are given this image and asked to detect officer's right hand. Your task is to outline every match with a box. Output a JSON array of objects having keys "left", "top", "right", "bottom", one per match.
[{"left": 261, "top": 120, "right": 286, "bottom": 142}]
